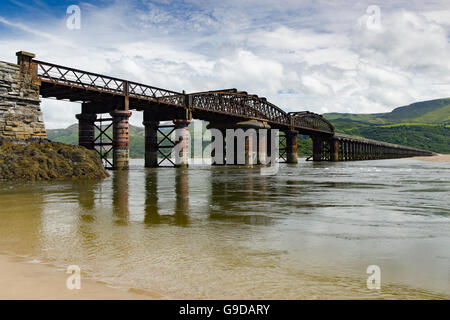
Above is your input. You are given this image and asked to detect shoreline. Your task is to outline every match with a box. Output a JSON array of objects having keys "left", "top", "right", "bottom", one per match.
[
  {"left": 412, "top": 154, "right": 450, "bottom": 162},
  {"left": 0, "top": 254, "right": 162, "bottom": 300}
]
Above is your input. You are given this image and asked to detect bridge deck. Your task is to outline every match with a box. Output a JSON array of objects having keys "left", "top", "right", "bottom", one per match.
[{"left": 22, "top": 55, "right": 433, "bottom": 165}]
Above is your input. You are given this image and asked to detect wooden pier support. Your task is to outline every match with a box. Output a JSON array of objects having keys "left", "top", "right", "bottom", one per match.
[
  {"left": 76, "top": 112, "right": 96, "bottom": 150},
  {"left": 111, "top": 110, "right": 132, "bottom": 170}
]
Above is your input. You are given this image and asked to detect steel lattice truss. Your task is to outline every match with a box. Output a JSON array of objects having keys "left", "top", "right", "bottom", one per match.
[
  {"left": 288, "top": 111, "right": 334, "bottom": 134},
  {"left": 35, "top": 60, "right": 185, "bottom": 106},
  {"left": 33, "top": 61, "right": 336, "bottom": 135},
  {"left": 188, "top": 89, "right": 291, "bottom": 127}
]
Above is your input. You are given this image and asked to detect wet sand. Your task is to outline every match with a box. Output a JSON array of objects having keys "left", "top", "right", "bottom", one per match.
[
  {"left": 0, "top": 254, "right": 159, "bottom": 300},
  {"left": 412, "top": 154, "right": 450, "bottom": 162}
]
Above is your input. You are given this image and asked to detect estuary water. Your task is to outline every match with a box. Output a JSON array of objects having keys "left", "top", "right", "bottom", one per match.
[{"left": 0, "top": 158, "right": 448, "bottom": 299}]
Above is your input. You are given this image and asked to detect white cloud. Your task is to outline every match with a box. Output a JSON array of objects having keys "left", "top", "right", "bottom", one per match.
[{"left": 0, "top": 0, "right": 449, "bottom": 129}]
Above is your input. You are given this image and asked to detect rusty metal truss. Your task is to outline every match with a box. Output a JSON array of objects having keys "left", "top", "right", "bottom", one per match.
[
  {"left": 189, "top": 89, "right": 291, "bottom": 127},
  {"left": 278, "top": 134, "right": 287, "bottom": 163},
  {"left": 34, "top": 60, "right": 185, "bottom": 106},
  {"left": 289, "top": 111, "right": 334, "bottom": 135},
  {"left": 93, "top": 116, "right": 113, "bottom": 169},
  {"left": 31, "top": 60, "right": 336, "bottom": 136},
  {"left": 157, "top": 125, "right": 177, "bottom": 167}
]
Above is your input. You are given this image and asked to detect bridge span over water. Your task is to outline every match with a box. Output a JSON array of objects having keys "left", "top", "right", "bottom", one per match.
[{"left": 16, "top": 51, "right": 434, "bottom": 169}]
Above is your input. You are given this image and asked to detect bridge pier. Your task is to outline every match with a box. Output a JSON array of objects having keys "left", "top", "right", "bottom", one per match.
[
  {"left": 76, "top": 112, "right": 97, "bottom": 150},
  {"left": 235, "top": 120, "right": 262, "bottom": 166},
  {"left": 312, "top": 137, "right": 322, "bottom": 161},
  {"left": 111, "top": 110, "right": 132, "bottom": 170},
  {"left": 257, "top": 127, "right": 270, "bottom": 165},
  {"left": 286, "top": 130, "right": 298, "bottom": 164},
  {"left": 143, "top": 112, "right": 159, "bottom": 168},
  {"left": 174, "top": 118, "right": 191, "bottom": 168},
  {"left": 212, "top": 128, "right": 226, "bottom": 165},
  {"left": 330, "top": 139, "right": 339, "bottom": 161}
]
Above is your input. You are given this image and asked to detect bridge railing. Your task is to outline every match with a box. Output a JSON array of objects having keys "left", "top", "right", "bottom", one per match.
[
  {"left": 189, "top": 91, "right": 291, "bottom": 126},
  {"left": 34, "top": 60, "right": 185, "bottom": 105}
]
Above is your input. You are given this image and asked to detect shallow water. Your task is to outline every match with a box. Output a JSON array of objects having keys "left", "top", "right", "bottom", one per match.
[{"left": 0, "top": 158, "right": 449, "bottom": 299}]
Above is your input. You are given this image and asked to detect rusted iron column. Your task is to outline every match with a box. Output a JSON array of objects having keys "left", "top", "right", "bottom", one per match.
[
  {"left": 312, "top": 137, "right": 322, "bottom": 161},
  {"left": 174, "top": 119, "right": 191, "bottom": 168},
  {"left": 76, "top": 112, "right": 96, "bottom": 150},
  {"left": 234, "top": 120, "right": 264, "bottom": 166},
  {"left": 208, "top": 125, "right": 226, "bottom": 165},
  {"left": 143, "top": 113, "right": 159, "bottom": 168},
  {"left": 111, "top": 110, "right": 132, "bottom": 170},
  {"left": 211, "top": 128, "right": 226, "bottom": 165},
  {"left": 348, "top": 141, "right": 352, "bottom": 160},
  {"left": 257, "top": 123, "right": 270, "bottom": 165},
  {"left": 341, "top": 140, "right": 346, "bottom": 161},
  {"left": 286, "top": 130, "right": 298, "bottom": 164},
  {"left": 329, "top": 138, "right": 339, "bottom": 161},
  {"left": 356, "top": 142, "right": 361, "bottom": 160}
]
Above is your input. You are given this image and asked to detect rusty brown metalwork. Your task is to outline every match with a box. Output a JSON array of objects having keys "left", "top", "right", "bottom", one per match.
[
  {"left": 32, "top": 60, "right": 335, "bottom": 135},
  {"left": 93, "top": 116, "right": 113, "bottom": 169},
  {"left": 27, "top": 56, "right": 435, "bottom": 168}
]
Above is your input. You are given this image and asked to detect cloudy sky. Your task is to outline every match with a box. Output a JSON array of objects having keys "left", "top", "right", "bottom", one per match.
[{"left": 1, "top": 0, "right": 449, "bottom": 128}]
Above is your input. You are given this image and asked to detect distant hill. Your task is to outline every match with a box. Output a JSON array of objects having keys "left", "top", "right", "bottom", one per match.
[
  {"left": 325, "top": 98, "right": 450, "bottom": 124},
  {"left": 323, "top": 98, "right": 450, "bottom": 154},
  {"left": 48, "top": 98, "right": 449, "bottom": 158}
]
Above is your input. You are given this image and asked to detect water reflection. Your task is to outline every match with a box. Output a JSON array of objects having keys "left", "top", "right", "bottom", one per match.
[
  {"left": 143, "top": 168, "right": 190, "bottom": 226},
  {"left": 0, "top": 186, "right": 44, "bottom": 255},
  {"left": 174, "top": 168, "right": 190, "bottom": 226},
  {"left": 208, "top": 167, "right": 273, "bottom": 226},
  {"left": 75, "top": 181, "right": 100, "bottom": 225},
  {"left": 0, "top": 159, "right": 449, "bottom": 299},
  {"left": 144, "top": 169, "right": 159, "bottom": 224},
  {"left": 112, "top": 171, "right": 130, "bottom": 225}
]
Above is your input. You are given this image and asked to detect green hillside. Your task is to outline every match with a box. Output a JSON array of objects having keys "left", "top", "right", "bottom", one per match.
[
  {"left": 323, "top": 98, "right": 450, "bottom": 153},
  {"left": 48, "top": 97, "right": 449, "bottom": 157},
  {"left": 325, "top": 98, "right": 450, "bottom": 124}
]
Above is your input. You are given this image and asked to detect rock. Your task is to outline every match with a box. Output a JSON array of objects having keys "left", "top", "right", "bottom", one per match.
[{"left": 0, "top": 140, "right": 109, "bottom": 181}]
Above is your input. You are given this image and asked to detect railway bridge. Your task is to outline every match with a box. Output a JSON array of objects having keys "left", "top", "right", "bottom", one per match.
[{"left": 15, "top": 51, "right": 434, "bottom": 169}]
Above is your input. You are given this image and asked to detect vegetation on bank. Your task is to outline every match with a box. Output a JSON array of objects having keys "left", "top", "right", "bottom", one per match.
[
  {"left": 0, "top": 140, "right": 109, "bottom": 181},
  {"left": 323, "top": 98, "right": 450, "bottom": 154}
]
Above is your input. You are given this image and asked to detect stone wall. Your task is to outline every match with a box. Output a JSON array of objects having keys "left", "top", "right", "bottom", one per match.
[{"left": 0, "top": 60, "right": 47, "bottom": 141}]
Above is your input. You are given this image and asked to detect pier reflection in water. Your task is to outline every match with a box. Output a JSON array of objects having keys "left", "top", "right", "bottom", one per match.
[{"left": 0, "top": 159, "right": 449, "bottom": 299}]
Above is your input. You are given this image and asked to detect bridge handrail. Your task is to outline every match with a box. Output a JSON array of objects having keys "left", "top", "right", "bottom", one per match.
[{"left": 34, "top": 60, "right": 183, "bottom": 100}]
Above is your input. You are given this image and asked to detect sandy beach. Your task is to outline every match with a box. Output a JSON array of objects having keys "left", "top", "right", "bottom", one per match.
[
  {"left": 412, "top": 154, "right": 450, "bottom": 162},
  {"left": 0, "top": 254, "right": 160, "bottom": 300}
]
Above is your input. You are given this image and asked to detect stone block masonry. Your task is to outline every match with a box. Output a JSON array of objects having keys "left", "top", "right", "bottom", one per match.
[{"left": 0, "top": 53, "right": 47, "bottom": 142}]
